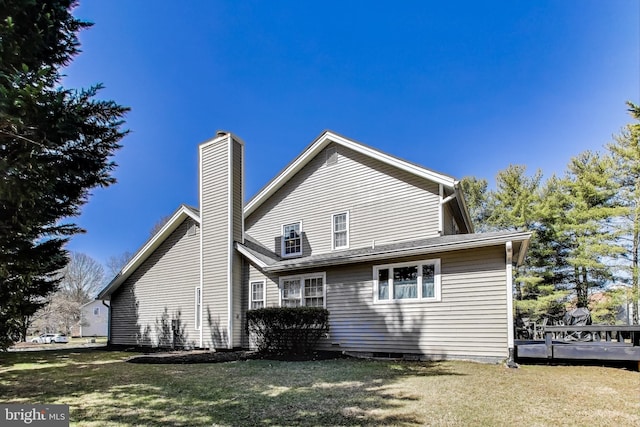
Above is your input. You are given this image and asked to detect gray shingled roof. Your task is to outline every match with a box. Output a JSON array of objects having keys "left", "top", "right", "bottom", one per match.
[{"left": 236, "top": 230, "right": 531, "bottom": 273}]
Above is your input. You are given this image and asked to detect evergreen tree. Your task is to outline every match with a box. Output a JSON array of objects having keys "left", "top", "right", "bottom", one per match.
[
  {"left": 559, "top": 151, "right": 625, "bottom": 307},
  {"left": 0, "top": 0, "right": 128, "bottom": 348},
  {"left": 459, "top": 176, "right": 491, "bottom": 232},
  {"left": 607, "top": 101, "right": 640, "bottom": 324},
  {"left": 484, "top": 166, "right": 566, "bottom": 319}
]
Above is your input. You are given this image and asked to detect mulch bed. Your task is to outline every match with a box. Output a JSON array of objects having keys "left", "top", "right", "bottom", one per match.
[{"left": 126, "top": 350, "right": 348, "bottom": 364}]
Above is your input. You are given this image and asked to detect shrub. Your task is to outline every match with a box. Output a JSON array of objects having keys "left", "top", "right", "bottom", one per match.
[{"left": 247, "top": 307, "right": 329, "bottom": 355}]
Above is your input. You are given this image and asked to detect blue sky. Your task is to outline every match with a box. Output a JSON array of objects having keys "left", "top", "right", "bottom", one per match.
[{"left": 63, "top": 0, "right": 640, "bottom": 268}]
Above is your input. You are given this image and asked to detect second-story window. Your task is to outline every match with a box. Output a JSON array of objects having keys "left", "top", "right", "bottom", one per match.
[
  {"left": 282, "top": 222, "right": 302, "bottom": 257},
  {"left": 332, "top": 212, "right": 349, "bottom": 249}
]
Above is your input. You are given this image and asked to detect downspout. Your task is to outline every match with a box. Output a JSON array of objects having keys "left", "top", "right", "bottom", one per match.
[
  {"left": 102, "top": 300, "right": 111, "bottom": 346},
  {"left": 505, "top": 241, "right": 517, "bottom": 368},
  {"left": 439, "top": 185, "right": 457, "bottom": 236},
  {"left": 438, "top": 184, "right": 444, "bottom": 235}
]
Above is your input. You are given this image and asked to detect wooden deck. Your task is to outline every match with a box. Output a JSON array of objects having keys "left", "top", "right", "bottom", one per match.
[{"left": 515, "top": 325, "right": 640, "bottom": 369}]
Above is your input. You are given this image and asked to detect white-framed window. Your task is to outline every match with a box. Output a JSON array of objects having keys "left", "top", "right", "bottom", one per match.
[
  {"left": 373, "top": 259, "right": 441, "bottom": 303},
  {"left": 332, "top": 212, "right": 349, "bottom": 250},
  {"left": 93, "top": 307, "right": 100, "bottom": 316},
  {"left": 195, "top": 287, "right": 201, "bottom": 330},
  {"left": 279, "top": 273, "right": 326, "bottom": 307},
  {"left": 250, "top": 281, "right": 266, "bottom": 309},
  {"left": 281, "top": 222, "right": 302, "bottom": 257}
]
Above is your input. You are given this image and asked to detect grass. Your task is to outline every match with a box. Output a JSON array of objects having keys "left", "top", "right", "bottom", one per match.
[{"left": 1, "top": 349, "right": 639, "bottom": 426}]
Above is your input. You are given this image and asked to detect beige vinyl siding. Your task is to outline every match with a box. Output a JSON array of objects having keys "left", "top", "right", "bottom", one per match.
[
  {"left": 248, "top": 263, "right": 280, "bottom": 307},
  {"left": 317, "top": 246, "right": 508, "bottom": 361},
  {"left": 231, "top": 139, "right": 244, "bottom": 347},
  {"left": 201, "top": 139, "right": 231, "bottom": 349},
  {"left": 245, "top": 143, "right": 441, "bottom": 256},
  {"left": 110, "top": 219, "right": 200, "bottom": 347}
]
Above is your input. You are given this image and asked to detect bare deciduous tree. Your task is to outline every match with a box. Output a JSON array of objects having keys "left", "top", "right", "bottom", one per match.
[
  {"left": 31, "top": 252, "right": 105, "bottom": 335},
  {"left": 105, "top": 251, "right": 134, "bottom": 278}
]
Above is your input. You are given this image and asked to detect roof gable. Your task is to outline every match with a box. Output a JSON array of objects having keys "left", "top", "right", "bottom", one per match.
[
  {"left": 244, "top": 131, "right": 468, "bottom": 225},
  {"left": 97, "top": 204, "right": 200, "bottom": 299}
]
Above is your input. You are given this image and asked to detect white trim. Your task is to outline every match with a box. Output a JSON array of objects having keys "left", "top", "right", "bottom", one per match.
[
  {"left": 281, "top": 221, "right": 303, "bottom": 258},
  {"left": 331, "top": 211, "right": 350, "bottom": 250},
  {"left": 506, "top": 241, "right": 515, "bottom": 351},
  {"left": 264, "top": 231, "right": 531, "bottom": 273},
  {"left": 194, "top": 286, "right": 201, "bottom": 331},
  {"left": 198, "top": 143, "right": 204, "bottom": 347},
  {"left": 241, "top": 141, "right": 245, "bottom": 244},
  {"left": 119, "top": 206, "right": 200, "bottom": 275},
  {"left": 244, "top": 131, "right": 458, "bottom": 217},
  {"left": 235, "top": 244, "right": 268, "bottom": 269},
  {"left": 373, "top": 258, "right": 441, "bottom": 304},
  {"left": 97, "top": 204, "right": 200, "bottom": 300},
  {"left": 278, "top": 272, "right": 327, "bottom": 308},
  {"left": 438, "top": 184, "right": 443, "bottom": 236},
  {"left": 249, "top": 280, "right": 266, "bottom": 309},
  {"left": 227, "top": 138, "right": 234, "bottom": 349}
]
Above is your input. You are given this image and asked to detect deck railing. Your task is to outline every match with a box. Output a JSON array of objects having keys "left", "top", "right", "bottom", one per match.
[{"left": 543, "top": 325, "right": 640, "bottom": 345}]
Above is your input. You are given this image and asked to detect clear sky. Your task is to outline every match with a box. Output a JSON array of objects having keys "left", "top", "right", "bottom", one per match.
[{"left": 63, "top": 0, "right": 640, "bottom": 269}]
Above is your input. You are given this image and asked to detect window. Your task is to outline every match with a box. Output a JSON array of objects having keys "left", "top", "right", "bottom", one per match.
[
  {"left": 93, "top": 307, "right": 100, "bottom": 316},
  {"left": 195, "top": 287, "right": 201, "bottom": 330},
  {"left": 280, "top": 273, "right": 325, "bottom": 307},
  {"left": 250, "top": 281, "right": 265, "bottom": 309},
  {"left": 282, "top": 278, "right": 301, "bottom": 307},
  {"left": 304, "top": 277, "right": 324, "bottom": 307},
  {"left": 374, "top": 259, "right": 441, "bottom": 303},
  {"left": 282, "top": 222, "right": 302, "bottom": 257},
  {"left": 332, "top": 212, "right": 349, "bottom": 249}
]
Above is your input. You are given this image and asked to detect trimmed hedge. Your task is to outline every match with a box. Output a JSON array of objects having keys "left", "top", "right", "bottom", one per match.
[{"left": 246, "top": 307, "right": 329, "bottom": 355}]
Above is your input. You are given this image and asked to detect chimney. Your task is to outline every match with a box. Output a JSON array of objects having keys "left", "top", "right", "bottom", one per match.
[{"left": 198, "top": 132, "right": 244, "bottom": 349}]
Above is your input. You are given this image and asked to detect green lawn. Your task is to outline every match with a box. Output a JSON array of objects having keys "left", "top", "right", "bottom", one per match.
[{"left": 1, "top": 349, "right": 638, "bottom": 426}]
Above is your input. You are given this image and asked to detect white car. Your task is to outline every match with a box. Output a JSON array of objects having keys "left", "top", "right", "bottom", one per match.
[{"left": 31, "top": 333, "right": 69, "bottom": 344}]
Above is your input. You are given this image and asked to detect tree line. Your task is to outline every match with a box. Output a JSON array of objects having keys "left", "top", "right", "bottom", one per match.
[{"left": 461, "top": 103, "right": 640, "bottom": 325}]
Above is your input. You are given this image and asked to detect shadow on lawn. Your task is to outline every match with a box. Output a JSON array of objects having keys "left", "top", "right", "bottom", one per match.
[{"left": 0, "top": 348, "right": 464, "bottom": 426}]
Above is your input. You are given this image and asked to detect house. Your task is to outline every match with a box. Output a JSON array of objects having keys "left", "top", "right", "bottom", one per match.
[
  {"left": 77, "top": 300, "right": 109, "bottom": 337},
  {"left": 98, "top": 130, "right": 530, "bottom": 363}
]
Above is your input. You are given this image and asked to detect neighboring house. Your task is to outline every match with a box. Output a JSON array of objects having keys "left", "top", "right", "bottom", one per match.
[
  {"left": 98, "top": 130, "right": 530, "bottom": 363},
  {"left": 78, "top": 300, "right": 109, "bottom": 337}
]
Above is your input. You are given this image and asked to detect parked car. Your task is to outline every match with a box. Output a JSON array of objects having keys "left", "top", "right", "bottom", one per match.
[{"left": 30, "top": 333, "right": 68, "bottom": 344}]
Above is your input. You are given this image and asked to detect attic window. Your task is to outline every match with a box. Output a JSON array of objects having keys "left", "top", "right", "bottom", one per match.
[{"left": 326, "top": 146, "right": 338, "bottom": 166}]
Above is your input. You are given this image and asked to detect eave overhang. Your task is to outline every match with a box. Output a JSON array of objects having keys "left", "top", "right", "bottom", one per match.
[
  {"left": 237, "top": 231, "right": 531, "bottom": 274},
  {"left": 97, "top": 204, "right": 200, "bottom": 300}
]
